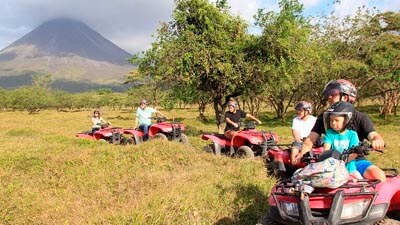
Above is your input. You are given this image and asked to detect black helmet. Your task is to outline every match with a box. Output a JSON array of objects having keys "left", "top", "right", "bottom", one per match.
[
  {"left": 322, "top": 79, "right": 357, "bottom": 103},
  {"left": 295, "top": 101, "right": 313, "bottom": 114},
  {"left": 323, "top": 101, "right": 354, "bottom": 131}
]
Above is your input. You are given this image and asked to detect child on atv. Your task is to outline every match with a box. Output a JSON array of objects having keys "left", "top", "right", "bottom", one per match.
[
  {"left": 91, "top": 109, "right": 110, "bottom": 133},
  {"left": 224, "top": 101, "right": 262, "bottom": 139},
  {"left": 322, "top": 101, "right": 363, "bottom": 178}
]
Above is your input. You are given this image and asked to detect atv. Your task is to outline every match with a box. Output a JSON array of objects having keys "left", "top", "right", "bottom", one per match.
[
  {"left": 265, "top": 143, "right": 324, "bottom": 180},
  {"left": 76, "top": 123, "right": 133, "bottom": 145},
  {"left": 123, "top": 117, "right": 189, "bottom": 145},
  {"left": 202, "top": 121, "right": 279, "bottom": 158},
  {"left": 258, "top": 145, "right": 400, "bottom": 225}
]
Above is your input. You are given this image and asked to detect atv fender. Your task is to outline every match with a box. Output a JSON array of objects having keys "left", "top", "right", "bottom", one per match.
[
  {"left": 201, "top": 134, "right": 229, "bottom": 147},
  {"left": 124, "top": 129, "right": 144, "bottom": 137}
]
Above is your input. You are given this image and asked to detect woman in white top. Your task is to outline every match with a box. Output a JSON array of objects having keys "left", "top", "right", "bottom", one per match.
[
  {"left": 91, "top": 109, "right": 109, "bottom": 133},
  {"left": 290, "top": 101, "right": 317, "bottom": 164}
]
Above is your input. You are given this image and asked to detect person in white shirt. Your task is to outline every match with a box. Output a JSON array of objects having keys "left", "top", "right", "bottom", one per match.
[
  {"left": 290, "top": 101, "right": 317, "bottom": 164},
  {"left": 91, "top": 109, "right": 109, "bottom": 133}
]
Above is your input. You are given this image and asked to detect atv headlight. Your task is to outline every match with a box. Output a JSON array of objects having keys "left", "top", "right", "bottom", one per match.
[
  {"left": 340, "top": 199, "right": 370, "bottom": 220},
  {"left": 281, "top": 201, "right": 299, "bottom": 217}
]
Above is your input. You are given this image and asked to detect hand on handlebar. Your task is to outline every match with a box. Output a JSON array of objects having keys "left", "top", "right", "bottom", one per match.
[
  {"left": 371, "top": 137, "right": 385, "bottom": 150},
  {"left": 292, "top": 153, "right": 303, "bottom": 165},
  {"left": 233, "top": 122, "right": 239, "bottom": 128}
]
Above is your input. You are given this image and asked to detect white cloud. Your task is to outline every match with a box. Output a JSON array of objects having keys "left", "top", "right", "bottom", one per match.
[{"left": 300, "top": 0, "right": 322, "bottom": 8}]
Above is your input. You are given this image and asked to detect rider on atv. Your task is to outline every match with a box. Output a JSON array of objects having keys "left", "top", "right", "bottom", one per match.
[
  {"left": 290, "top": 101, "right": 317, "bottom": 165},
  {"left": 91, "top": 109, "right": 110, "bottom": 133},
  {"left": 224, "top": 100, "right": 262, "bottom": 139},
  {"left": 135, "top": 99, "right": 165, "bottom": 141},
  {"left": 294, "top": 79, "right": 386, "bottom": 182}
]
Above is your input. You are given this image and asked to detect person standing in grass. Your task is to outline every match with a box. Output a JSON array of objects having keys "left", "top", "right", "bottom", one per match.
[
  {"left": 135, "top": 99, "right": 165, "bottom": 141},
  {"left": 294, "top": 79, "right": 386, "bottom": 182}
]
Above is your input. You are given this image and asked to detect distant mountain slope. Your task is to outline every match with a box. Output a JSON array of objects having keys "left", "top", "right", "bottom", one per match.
[{"left": 0, "top": 18, "right": 135, "bottom": 89}]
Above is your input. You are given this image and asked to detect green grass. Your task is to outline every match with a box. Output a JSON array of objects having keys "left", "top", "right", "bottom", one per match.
[{"left": 0, "top": 107, "right": 398, "bottom": 224}]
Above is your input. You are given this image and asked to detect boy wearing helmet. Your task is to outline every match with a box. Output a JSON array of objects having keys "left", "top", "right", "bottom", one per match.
[
  {"left": 323, "top": 101, "right": 362, "bottom": 178},
  {"left": 224, "top": 101, "right": 262, "bottom": 139},
  {"left": 295, "top": 79, "right": 386, "bottom": 182},
  {"left": 290, "top": 101, "right": 317, "bottom": 164}
]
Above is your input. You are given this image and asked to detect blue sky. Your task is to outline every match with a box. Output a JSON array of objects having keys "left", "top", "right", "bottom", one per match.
[{"left": 0, "top": 0, "right": 398, "bottom": 54}]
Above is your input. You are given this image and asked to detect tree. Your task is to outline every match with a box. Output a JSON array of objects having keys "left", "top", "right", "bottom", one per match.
[
  {"left": 253, "top": 0, "right": 315, "bottom": 120},
  {"left": 132, "top": 0, "right": 250, "bottom": 131},
  {"left": 320, "top": 9, "right": 400, "bottom": 118}
]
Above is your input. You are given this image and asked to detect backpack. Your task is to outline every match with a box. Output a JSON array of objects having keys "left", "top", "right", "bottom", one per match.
[{"left": 291, "top": 157, "right": 349, "bottom": 188}]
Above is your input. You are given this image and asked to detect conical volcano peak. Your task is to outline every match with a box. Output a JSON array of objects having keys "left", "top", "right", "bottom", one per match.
[{"left": 8, "top": 17, "right": 132, "bottom": 65}]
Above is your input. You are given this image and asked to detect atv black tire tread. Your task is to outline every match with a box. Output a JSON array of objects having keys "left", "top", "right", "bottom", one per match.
[
  {"left": 179, "top": 133, "right": 189, "bottom": 145},
  {"left": 375, "top": 218, "right": 400, "bottom": 225},
  {"left": 237, "top": 146, "right": 254, "bottom": 158},
  {"left": 153, "top": 133, "right": 168, "bottom": 141},
  {"left": 122, "top": 137, "right": 134, "bottom": 145},
  {"left": 256, "top": 213, "right": 284, "bottom": 225}
]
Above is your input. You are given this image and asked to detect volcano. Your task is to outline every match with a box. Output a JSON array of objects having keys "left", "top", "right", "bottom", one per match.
[{"left": 0, "top": 18, "right": 135, "bottom": 91}]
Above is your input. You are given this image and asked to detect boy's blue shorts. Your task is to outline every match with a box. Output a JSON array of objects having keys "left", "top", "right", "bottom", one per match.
[{"left": 355, "top": 159, "right": 373, "bottom": 176}]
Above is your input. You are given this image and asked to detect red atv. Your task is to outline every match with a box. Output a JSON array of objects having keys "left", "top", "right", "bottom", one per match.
[
  {"left": 76, "top": 123, "right": 133, "bottom": 145},
  {"left": 202, "top": 122, "right": 279, "bottom": 158},
  {"left": 123, "top": 117, "right": 189, "bottom": 145},
  {"left": 258, "top": 145, "right": 400, "bottom": 225},
  {"left": 266, "top": 143, "right": 324, "bottom": 179}
]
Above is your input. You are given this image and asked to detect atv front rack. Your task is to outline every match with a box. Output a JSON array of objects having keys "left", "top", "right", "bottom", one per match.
[{"left": 270, "top": 179, "right": 386, "bottom": 225}]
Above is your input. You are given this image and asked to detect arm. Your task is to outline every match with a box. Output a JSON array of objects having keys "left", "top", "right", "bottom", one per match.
[
  {"left": 294, "top": 131, "right": 320, "bottom": 161},
  {"left": 100, "top": 118, "right": 109, "bottom": 125},
  {"left": 292, "top": 129, "right": 302, "bottom": 142},
  {"left": 246, "top": 113, "right": 262, "bottom": 124},
  {"left": 135, "top": 117, "right": 139, "bottom": 128},
  {"left": 155, "top": 110, "right": 165, "bottom": 118},
  {"left": 323, "top": 143, "right": 331, "bottom": 151},
  {"left": 226, "top": 117, "right": 239, "bottom": 128},
  {"left": 368, "top": 131, "right": 385, "bottom": 150}
]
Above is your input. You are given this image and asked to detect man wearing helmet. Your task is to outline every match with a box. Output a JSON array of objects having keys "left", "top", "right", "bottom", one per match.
[
  {"left": 224, "top": 101, "right": 262, "bottom": 139},
  {"left": 294, "top": 79, "right": 386, "bottom": 182},
  {"left": 290, "top": 101, "right": 317, "bottom": 164}
]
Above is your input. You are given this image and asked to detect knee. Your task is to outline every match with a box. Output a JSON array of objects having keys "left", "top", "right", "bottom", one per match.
[{"left": 363, "top": 166, "right": 386, "bottom": 182}]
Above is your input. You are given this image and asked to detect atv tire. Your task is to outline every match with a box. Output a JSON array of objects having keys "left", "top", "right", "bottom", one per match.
[
  {"left": 375, "top": 218, "right": 400, "bottom": 225},
  {"left": 122, "top": 137, "right": 134, "bottom": 145},
  {"left": 387, "top": 211, "right": 400, "bottom": 221},
  {"left": 179, "top": 133, "right": 189, "bottom": 145},
  {"left": 153, "top": 133, "right": 168, "bottom": 141},
  {"left": 237, "top": 146, "right": 254, "bottom": 158},
  {"left": 203, "top": 143, "right": 222, "bottom": 156},
  {"left": 256, "top": 213, "right": 283, "bottom": 225}
]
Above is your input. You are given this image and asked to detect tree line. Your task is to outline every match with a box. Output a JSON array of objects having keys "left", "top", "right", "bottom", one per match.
[{"left": 128, "top": 0, "right": 399, "bottom": 129}]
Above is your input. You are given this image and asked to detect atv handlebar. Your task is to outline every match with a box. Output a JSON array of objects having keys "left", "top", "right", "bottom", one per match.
[
  {"left": 336, "top": 142, "right": 384, "bottom": 163},
  {"left": 149, "top": 116, "right": 167, "bottom": 123}
]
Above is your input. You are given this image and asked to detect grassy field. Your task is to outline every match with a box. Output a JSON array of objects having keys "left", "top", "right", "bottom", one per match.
[{"left": 0, "top": 106, "right": 399, "bottom": 224}]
